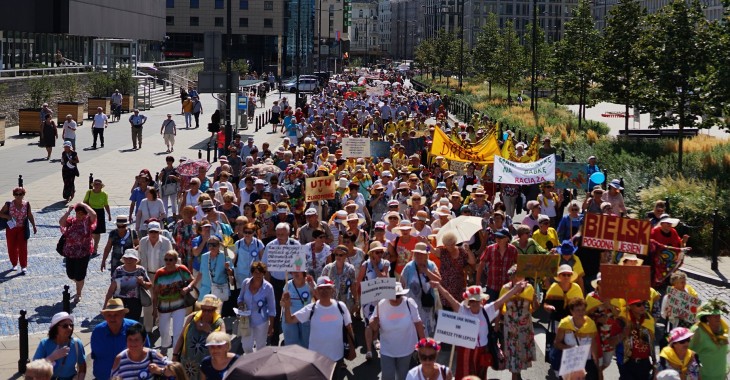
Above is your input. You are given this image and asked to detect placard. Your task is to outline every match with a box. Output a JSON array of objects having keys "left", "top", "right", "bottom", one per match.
[
  {"left": 342, "top": 137, "right": 371, "bottom": 158},
  {"left": 663, "top": 287, "right": 701, "bottom": 323},
  {"left": 304, "top": 175, "right": 336, "bottom": 202},
  {"left": 265, "top": 245, "right": 306, "bottom": 272},
  {"left": 430, "top": 126, "right": 500, "bottom": 164},
  {"left": 599, "top": 264, "right": 650, "bottom": 301},
  {"left": 448, "top": 160, "right": 470, "bottom": 176},
  {"left": 403, "top": 137, "right": 425, "bottom": 156},
  {"left": 371, "top": 141, "right": 391, "bottom": 158},
  {"left": 360, "top": 278, "right": 396, "bottom": 305},
  {"left": 434, "top": 310, "right": 480, "bottom": 349},
  {"left": 493, "top": 154, "right": 556, "bottom": 185},
  {"left": 516, "top": 255, "right": 560, "bottom": 279},
  {"left": 392, "top": 157, "right": 409, "bottom": 170},
  {"left": 555, "top": 162, "right": 588, "bottom": 190},
  {"left": 582, "top": 213, "right": 652, "bottom": 255},
  {"left": 559, "top": 345, "right": 591, "bottom": 377}
]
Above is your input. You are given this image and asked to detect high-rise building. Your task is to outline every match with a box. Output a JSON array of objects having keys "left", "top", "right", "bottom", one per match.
[
  {"left": 313, "top": 0, "right": 350, "bottom": 72},
  {"left": 377, "top": 0, "right": 391, "bottom": 57},
  {"left": 350, "top": 0, "right": 380, "bottom": 63},
  {"left": 390, "top": 0, "right": 425, "bottom": 59}
]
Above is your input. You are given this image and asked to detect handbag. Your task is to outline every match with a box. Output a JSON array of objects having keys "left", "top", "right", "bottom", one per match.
[
  {"left": 482, "top": 308, "right": 506, "bottom": 370},
  {"left": 416, "top": 266, "right": 435, "bottom": 308},
  {"left": 56, "top": 235, "right": 67, "bottom": 257},
  {"left": 208, "top": 123, "right": 220, "bottom": 133},
  {"left": 23, "top": 218, "right": 31, "bottom": 240},
  {"left": 237, "top": 280, "right": 252, "bottom": 337},
  {"left": 139, "top": 285, "right": 153, "bottom": 307},
  {"left": 184, "top": 286, "right": 199, "bottom": 308}
]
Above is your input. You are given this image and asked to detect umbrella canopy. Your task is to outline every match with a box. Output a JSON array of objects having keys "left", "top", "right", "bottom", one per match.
[
  {"left": 338, "top": 81, "right": 346, "bottom": 86},
  {"left": 435, "top": 215, "right": 484, "bottom": 246},
  {"left": 177, "top": 158, "right": 211, "bottom": 176},
  {"left": 347, "top": 81, "right": 357, "bottom": 85},
  {"left": 381, "top": 80, "right": 391, "bottom": 85},
  {"left": 328, "top": 79, "right": 338, "bottom": 84},
  {"left": 242, "top": 163, "right": 282, "bottom": 178},
  {"left": 224, "top": 345, "right": 335, "bottom": 380},
  {"left": 393, "top": 82, "right": 402, "bottom": 86}
]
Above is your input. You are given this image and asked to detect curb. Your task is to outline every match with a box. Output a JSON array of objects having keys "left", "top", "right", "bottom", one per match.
[{"left": 681, "top": 268, "right": 730, "bottom": 288}]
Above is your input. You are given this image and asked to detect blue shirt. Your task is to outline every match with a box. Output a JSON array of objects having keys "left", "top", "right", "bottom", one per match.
[
  {"left": 129, "top": 187, "right": 146, "bottom": 210},
  {"left": 191, "top": 235, "right": 209, "bottom": 271},
  {"left": 90, "top": 318, "right": 150, "bottom": 380},
  {"left": 198, "top": 251, "right": 233, "bottom": 300},
  {"left": 400, "top": 260, "right": 438, "bottom": 302},
  {"left": 237, "top": 278, "right": 277, "bottom": 327},
  {"left": 233, "top": 237, "right": 265, "bottom": 285},
  {"left": 33, "top": 337, "right": 86, "bottom": 378}
]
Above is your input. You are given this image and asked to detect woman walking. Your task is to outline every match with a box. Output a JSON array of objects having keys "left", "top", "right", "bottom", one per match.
[
  {"left": 153, "top": 250, "right": 194, "bottom": 355},
  {"left": 60, "top": 141, "right": 80, "bottom": 203},
  {"left": 40, "top": 113, "right": 58, "bottom": 160},
  {"left": 236, "top": 261, "right": 276, "bottom": 353},
  {"left": 200, "top": 332, "right": 240, "bottom": 380},
  {"left": 32, "top": 312, "right": 86, "bottom": 379},
  {"left": 173, "top": 295, "right": 226, "bottom": 380},
  {"left": 0, "top": 187, "right": 37, "bottom": 273},
  {"left": 59, "top": 202, "right": 97, "bottom": 303},
  {"left": 104, "top": 249, "right": 152, "bottom": 322},
  {"left": 136, "top": 188, "right": 166, "bottom": 238},
  {"left": 83, "top": 179, "right": 111, "bottom": 255}
]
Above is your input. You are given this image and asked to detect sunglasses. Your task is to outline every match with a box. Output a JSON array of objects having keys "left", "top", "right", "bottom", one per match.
[
  {"left": 676, "top": 338, "right": 691, "bottom": 344},
  {"left": 148, "top": 230, "right": 160, "bottom": 234},
  {"left": 252, "top": 269, "right": 266, "bottom": 274},
  {"left": 559, "top": 273, "right": 572, "bottom": 277},
  {"left": 13, "top": 193, "right": 24, "bottom": 196},
  {"left": 539, "top": 221, "right": 550, "bottom": 225},
  {"left": 335, "top": 253, "right": 347, "bottom": 257},
  {"left": 164, "top": 257, "right": 176, "bottom": 262},
  {"left": 208, "top": 242, "right": 220, "bottom": 247},
  {"left": 60, "top": 323, "right": 74, "bottom": 329},
  {"left": 418, "top": 353, "right": 437, "bottom": 362}
]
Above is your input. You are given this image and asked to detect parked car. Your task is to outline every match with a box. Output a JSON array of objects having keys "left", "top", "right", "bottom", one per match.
[{"left": 282, "top": 78, "right": 319, "bottom": 93}]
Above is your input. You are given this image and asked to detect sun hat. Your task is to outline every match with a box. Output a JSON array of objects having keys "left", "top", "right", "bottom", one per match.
[
  {"left": 398, "top": 182, "right": 409, "bottom": 190},
  {"left": 435, "top": 205, "right": 452, "bottom": 217},
  {"left": 338, "top": 178, "right": 350, "bottom": 189},
  {"left": 115, "top": 215, "right": 130, "bottom": 225},
  {"left": 608, "top": 179, "right": 623, "bottom": 190},
  {"left": 333, "top": 210, "right": 348, "bottom": 224},
  {"left": 695, "top": 299, "right": 729, "bottom": 320},
  {"left": 526, "top": 200, "right": 540, "bottom": 210},
  {"left": 205, "top": 333, "right": 232, "bottom": 346},
  {"left": 371, "top": 183, "right": 384, "bottom": 193},
  {"left": 436, "top": 182, "right": 447, "bottom": 190},
  {"left": 381, "top": 170, "right": 392, "bottom": 177},
  {"left": 63, "top": 141, "right": 73, "bottom": 148},
  {"left": 557, "top": 264, "right": 574, "bottom": 275},
  {"left": 121, "top": 249, "right": 140, "bottom": 261},
  {"left": 387, "top": 199, "right": 400, "bottom": 207},
  {"left": 588, "top": 155, "right": 597, "bottom": 160},
  {"left": 254, "top": 179, "right": 267, "bottom": 186},
  {"left": 196, "top": 294, "right": 223, "bottom": 309},
  {"left": 316, "top": 276, "right": 335, "bottom": 288},
  {"left": 600, "top": 202, "right": 613, "bottom": 210},
  {"left": 443, "top": 171, "right": 455, "bottom": 179},
  {"left": 200, "top": 199, "right": 215, "bottom": 209},
  {"left": 384, "top": 211, "right": 401, "bottom": 223},
  {"left": 667, "top": 327, "right": 694, "bottom": 344},
  {"left": 344, "top": 201, "right": 359, "bottom": 211},
  {"left": 256, "top": 199, "right": 270, "bottom": 206},
  {"left": 462, "top": 285, "right": 489, "bottom": 305},
  {"left": 101, "top": 298, "right": 129, "bottom": 314},
  {"left": 472, "top": 187, "right": 486, "bottom": 196},
  {"left": 346, "top": 213, "right": 366, "bottom": 226},
  {"left": 538, "top": 215, "right": 551, "bottom": 224},
  {"left": 658, "top": 214, "right": 680, "bottom": 227},
  {"left": 414, "top": 210, "right": 429, "bottom": 222},
  {"left": 49, "top": 312, "right": 74, "bottom": 330},
  {"left": 556, "top": 240, "right": 578, "bottom": 255},
  {"left": 656, "top": 370, "right": 681, "bottom": 380},
  {"left": 450, "top": 192, "right": 462, "bottom": 200},
  {"left": 591, "top": 272, "right": 602, "bottom": 289},
  {"left": 618, "top": 253, "right": 644, "bottom": 266},
  {"left": 147, "top": 222, "right": 162, "bottom": 232},
  {"left": 406, "top": 194, "right": 422, "bottom": 206},
  {"left": 305, "top": 208, "right": 317, "bottom": 216},
  {"left": 591, "top": 186, "right": 605, "bottom": 195},
  {"left": 394, "top": 282, "right": 410, "bottom": 296},
  {"left": 368, "top": 241, "right": 387, "bottom": 254},
  {"left": 412, "top": 242, "right": 429, "bottom": 254}
]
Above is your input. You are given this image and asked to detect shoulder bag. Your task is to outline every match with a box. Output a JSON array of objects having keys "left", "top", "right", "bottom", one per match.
[
  {"left": 482, "top": 307, "right": 506, "bottom": 370},
  {"left": 139, "top": 268, "right": 153, "bottom": 307},
  {"left": 416, "top": 266, "right": 435, "bottom": 308}
]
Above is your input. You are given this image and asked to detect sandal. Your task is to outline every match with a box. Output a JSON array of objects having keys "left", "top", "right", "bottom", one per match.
[{"left": 365, "top": 351, "right": 373, "bottom": 361}]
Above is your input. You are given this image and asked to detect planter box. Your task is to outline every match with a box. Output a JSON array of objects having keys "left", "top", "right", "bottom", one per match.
[
  {"left": 18, "top": 109, "right": 41, "bottom": 135},
  {"left": 88, "top": 98, "right": 110, "bottom": 119},
  {"left": 0, "top": 115, "right": 5, "bottom": 146},
  {"left": 122, "top": 95, "right": 135, "bottom": 113},
  {"left": 57, "top": 102, "right": 84, "bottom": 125}
]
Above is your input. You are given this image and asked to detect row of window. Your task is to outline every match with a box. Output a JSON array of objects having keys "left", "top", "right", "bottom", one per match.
[
  {"left": 167, "top": 0, "right": 256, "bottom": 10},
  {"left": 166, "top": 16, "right": 274, "bottom": 27}
]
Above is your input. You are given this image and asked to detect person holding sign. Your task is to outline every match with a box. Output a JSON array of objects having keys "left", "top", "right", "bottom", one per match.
[
  {"left": 545, "top": 265, "right": 584, "bottom": 323},
  {"left": 552, "top": 297, "right": 600, "bottom": 380},
  {"left": 499, "top": 265, "right": 539, "bottom": 378},
  {"left": 405, "top": 338, "right": 453, "bottom": 380},
  {"left": 555, "top": 240, "right": 586, "bottom": 293},
  {"left": 433, "top": 280, "right": 528, "bottom": 380},
  {"left": 557, "top": 201, "right": 584, "bottom": 242},
  {"left": 321, "top": 245, "right": 358, "bottom": 315},
  {"left": 512, "top": 225, "right": 549, "bottom": 255},
  {"left": 357, "top": 241, "right": 392, "bottom": 360},
  {"left": 661, "top": 272, "right": 700, "bottom": 348},
  {"left": 658, "top": 327, "right": 701, "bottom": 380},
  {"left": 619, "top": 298, "right": 656, "bottom": 380},
  {"left": 689, "top": 299, "right": 729, "bottom": 380}
]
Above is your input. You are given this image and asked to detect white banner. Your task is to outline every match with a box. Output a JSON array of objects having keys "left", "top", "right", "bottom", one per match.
[
  {"left": 559, "top": 345, "right": 591, "bottom": 377},
  {"left": 342, "top": 137, "right": 371, "bottom": 158},
  {"left": 433, "top": 310, "right": 480, "bottom": 349},
  {"left": 493, "top": 154, "right": 556, "bottom": 185},
  {"left": 265, "top": 245, "right": 306, "bottom": 272},
  {"left": 360, "top": 278, "right": 396, "bottom": 305}
]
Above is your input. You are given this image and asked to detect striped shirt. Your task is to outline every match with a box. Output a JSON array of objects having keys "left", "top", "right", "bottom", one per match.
[
  {"left": 111, "top": 348, "right": 169, "bottom": 379},
  {"left": 154, "top": 265, "right": 193, "bottom": 313}
]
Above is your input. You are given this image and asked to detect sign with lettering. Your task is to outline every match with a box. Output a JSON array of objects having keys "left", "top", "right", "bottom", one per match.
[
  {"left": 559, "top": 345, "right": 592, "bottom": 377},
  {"left": 434, "top": 310, "right": 480, "bottom": 349},
  {"left": 516, "top": 255, "right": 560, "bottom": 279},
  {"left": 493, "top": 154, "right": 556, "bottom": 185},
  {"left": 371, "top": 141, "right": 392, "bottom": 158},
  {"left": 265, "top": 245, "right": 307, "bottom": 272},
  {"left": 392, "top": 157, "right": 409, "bottom": 170},
  {"left": 599, "top": 264, "right": 651, "bottom": 301},
  {"left": 582, "top": 214, "right": 652, "bottom": 255},
  {"left": 555, "top": 162, "right": 588, "bottom": 190},
  {"left": 342, "top": 137, "right": 371, "bottom": 158},
  {"left": 663, "top": 287, "right": 701, "bottom": 323},
  {"left": 430, "top": 126, "right": 500, "bottom": 164},
  {"left": 304, "top": 175, "right": 336, "bottom": 202},
  {"left": 449, "top": 160, "right": 470, "bottom": 176},
  {"left": 360, "top": 278, "right": 397, "bottom": 305}
]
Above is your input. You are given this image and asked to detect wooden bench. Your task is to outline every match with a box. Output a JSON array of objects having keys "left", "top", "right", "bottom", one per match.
[{"left": 618, "top": 128, "right": 699, "bottom": 139}]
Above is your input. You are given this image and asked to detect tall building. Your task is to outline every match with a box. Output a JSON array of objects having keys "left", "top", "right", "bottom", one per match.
[
  {"left": 286, "top": 0, "right": 315, "bottom": 74},
  {"left": 165, "top": 0, "right": 284, "bottom": 74},
  {"left": 0, "top": 0, "right": 164, "bottom": 69},
  {"left": 377, "top": 0, "right": 391, "bottom": 57},
  {"left": 596, "top": 0, "right": 725, "bottom": 32},
  {"left": 313, "top": 0, "right": 350, "bottom": 72},
  {"left": 350, "top": 0, "right": 380, "bottom": 64},
  {"left": 390, "top": 0, "right": 425, "bottom": 59}
]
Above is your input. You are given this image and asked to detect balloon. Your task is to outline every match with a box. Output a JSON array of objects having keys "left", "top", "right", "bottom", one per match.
[
  {"left": 502, "top": 132, "right": 509, "bottom": 141},
  {"left": 589, "top": 172, "right": 605, "bottom": 184}
]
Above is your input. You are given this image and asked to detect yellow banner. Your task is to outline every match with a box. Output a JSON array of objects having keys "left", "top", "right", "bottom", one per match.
[{"left": 430, "top": 126, "right": 501, "bottom": 164}]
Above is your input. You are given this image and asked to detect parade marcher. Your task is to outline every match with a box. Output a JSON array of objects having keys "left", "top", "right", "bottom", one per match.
[
  {"left": 405, "top": 338, "right": 453, "bottom": 380},
  {"left": 434, "top": 231, "right": 475, "bottom": 311},
  {"left": 173, "top": 295, "right": 226, "bottom": 380},
  {"left": 129, "top": 109, "right": 147, "bottom": 150},
  {"left": 61, "top": 141, "right": 80, "bottom": 203},
  {"left": 153, "top": 250, "right": 194, "bottom": 354},
  {"left": 0, "top": 187, "right": 37, "bottom": 273},
  {"left": 104, "top": 249, "right": 152, "bottom": 322},
  {"left": 281, "top": 270, "right": 314, "bottom": 348},
  {"left": 91, "top": 106, "right": 108, "bottom": 149},
  {"left": 59, "top": 202, "right": 96, "bottom": 303},
  {"left": 62, "top": 114, "right": 78, "bottom": 149},
  {"left": 511, "top": 224, "right": 548, "bottom": 255},
  {"left": 658, "top": 327, "right": 701, "bottom": 380},
  {"left": 236, "top": 261, "right": 276, "bottom": 353},
  {"left": 553, "top": 297, "right": 600, "bottom": 380},
  {"left": 110, "top": 322, "right": 170, "bottom": 378},
  {"left": 500, "top": 265, "right": 539, "bottom": 379},
  {"left": 83, "top": 178, "right": 111, "bottom": 255},
  {"left": 619, "top": 298, "right": 657, "bottom": 380},
  {"left": 33, "top": 312, "right": 86, "bottom": 380},
  {"left": 161, "top": 113, "right": 177, "bottom": 153},
  {"left": 199, "top": 332, "right": 240, "bottom": 380},
  {"left": 476, "top": 228, "right": 517, "bottom": 299},
  {"left": 400, "top": 242, "right": 441, "bottom": 337},
  {"left": 689, "top": 299, "right": 729, "bottom": 380},
  {"left": 661, "top": 272, "right": 700, "bottom": 348}
]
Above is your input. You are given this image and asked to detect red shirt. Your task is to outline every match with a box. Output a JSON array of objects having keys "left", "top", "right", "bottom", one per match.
[
  {"left": 480, "top": 243, "right": 518, "bottom": 291},
  {"left": 650, "top": 226, "right": 682, "bottom": 250}
]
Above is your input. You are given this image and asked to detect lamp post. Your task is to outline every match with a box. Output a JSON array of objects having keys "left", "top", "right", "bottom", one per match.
[
  {"left": 295, "top": 0, "right": 301, "bottom": 106},
  {"left": 458, "top": 0, "right": 464, "bottom": 90},
  {"left": 225, "top": 0, "right": 233, "bottom": 149}
]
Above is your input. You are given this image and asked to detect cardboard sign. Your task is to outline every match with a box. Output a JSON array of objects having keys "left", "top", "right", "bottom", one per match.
[
  {"left": 434, "top": 310, "right": 480, "bottom": 349},
  {"left": 555, "top": 162, "right": 588, "bottom": 190},
  {"left": 663, "top": 287, "right": 701, "bottom": 323},
  {"left": 265, "top": 245, "right": 306, "bottom": 272},
  {"left": 582, "top": 214, "right": 652, "bottom": 255},
  {"left": 448, "top": 160, "right": 470, "bottom": 176},
  {"left": 516, "top": 255, "right": 560, "bottom": 279},
  {"left": 559, "top": 345, "right": 592, "bottom": 377},
  {"left": 360, "top": 278, "right": 396, "bottom": 305},
  {"left": 493, "top": 154, "right": 556, "bottom": 185},
  {"left": 342, "top": 137, "right": 371, "bottom": 158},
  {"left": 371, "top": 141, "right": 392, "bottom": 158},
  {"left": 599, "top": 264, "right": 651, "bottom": 301},
  {"left": 392, "top": 157, "right": 409, "bottom": 170},
  {"left": 304, "top": 175, "right": 336, "bottom": 202}
]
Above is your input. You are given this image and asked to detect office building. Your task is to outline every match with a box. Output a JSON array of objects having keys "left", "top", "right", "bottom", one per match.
[
  {"left": 390, "top": 0, "right": 425, "bottom": 59},
  {"left": 377, "top": 0, "right": 391, "bottom": 57},
  {"left": 313, "top": 0, "right": 350, "bottom": 72},
  {"left": 350, "top": 0, "right": 380, "bottom": 63}
]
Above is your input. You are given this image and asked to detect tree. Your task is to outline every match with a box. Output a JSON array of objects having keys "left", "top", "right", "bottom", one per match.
[
  {"left": 415, "top": 38, "right": 437, "bottom": 78},
  {"left": 523, "top": 22, "right": 551, "bottom": 109},
  {"left": 634, "top": 0, "right": 710, "bottom": 171},
  {"left": 473, "top": 13, "right": 501, "bottom": 97},
  {"left": 221, "top": 59, "right": 249, "bottom": 77},
  {"left": 494, "top": 19, "right": 526, "bottom": 105},
  {"left": 598, "top": 0, "right": 645, "bottom": 131}
]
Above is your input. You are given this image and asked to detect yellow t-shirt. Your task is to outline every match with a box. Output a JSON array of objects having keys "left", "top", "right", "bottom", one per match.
[
  {"left": 385, "top": 122, "right": 398, "bottom": 135},
  {"left": 558, "top": 315, "right": 598, "bottom": 342},
  {"left": 532, "top": 228, "right": 560, "bottom": 250},
  {"left": 499, "top": 283, "right": 536, "bottom": 313}
]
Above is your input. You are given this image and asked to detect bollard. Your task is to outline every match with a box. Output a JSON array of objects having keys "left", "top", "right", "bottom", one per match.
[
  {"left": 18, "top": 310, "right": 28, "bottom": 374},
  {"left": 711, "top": 208, "right": 719, "bottom": 271},
  {"left": 198, "top": 149, "right": 202, "bottom": 159},
  {"left": 206, "top": 144, "right": 211, "bottom": 163},
  {"left": 571, "top": 155, "right": 576, "bottom": 163},
  {"left": 62, "top": 285, "right": 71, "bottom": 313},
  {"left": 18, "top": 175, "right": 23, "bottom": 188},
  {"left": 88, "top": 173, "right": 94, "bottom": 190}
]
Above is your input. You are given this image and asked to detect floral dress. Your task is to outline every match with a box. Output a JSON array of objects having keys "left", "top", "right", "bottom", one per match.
[
  {"left": 321, "top": 262, "right": 356, "bottom": 311},
  {"left": 62, "top": 216, "right": 95, "bottom": 258},
  {"left": 438, "top": 247, "right": 469, "bottom": 310},
  {"left": 180, "top": 312, "right": 225, "bottom": 380},
  {"left": 500, "top": 282, "right": 536, "bottom": 372},
  {"left": 173, "top": 220, "right": 195, "bottom": 267}
]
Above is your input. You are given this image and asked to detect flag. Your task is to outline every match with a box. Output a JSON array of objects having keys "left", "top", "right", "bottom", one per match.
[
  {"left": 525, "top": 135, "right": 540, "bottom": 162},
  {"left": 430, "top": 126, "right": 500, "bottom": 164}
]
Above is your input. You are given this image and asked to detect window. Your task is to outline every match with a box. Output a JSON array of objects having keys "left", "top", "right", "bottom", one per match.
[
  {"left": 215, "top": 0, "right": 224, "bottom": 9},
  {"left": 240, "top": 0, "right": 249, "bottom": 9},
  {"left": 166, "top": 16, "right": 175, "bottom": 25},
  {"left": 166, "top": 0, "right": 174, "bottom": 7},
  {"left": 264, "top": 1, "right": 273, "bottom": 10},
  {"left": 239, "top": 17, "right": 249, "bottom": 27},
  {"left": 190, "top": 16, "right": 199, "bottom": 26},
  {"left": 264, "top": 18, "right": 273, "bottom": 28},
  {"left": 190, "top": 0, "right": 199, "bottom": 8},
  {"left": 215, "top": 17, "right": 224, "bottom": 27}
]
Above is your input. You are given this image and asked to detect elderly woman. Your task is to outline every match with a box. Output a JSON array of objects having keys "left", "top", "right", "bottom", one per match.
[
  {"left": 357, "top": 242, "right": 391, "bottom": 359},
  {"left": 512, "top": 224, "right": 548, "bottom": 255},
  {"left": 586, "top": 273, "right": 624, "bottom": 375},
  {"left": 60, "top": 141, "right": 80, "bottom": 203},
  {"left": 661, "top": 272, "right": 700, "bottom": 346},
  {"left": 232, "top": 223, "right": 265, "bottom": 285},
  {"left": 556, "top": 240, "right": 586, "bottom": 292},
  {"left": 173, "top": 295, "right": 226, "bottom": 380},
  {"left": 304, "top": 229, "right": 331, "bottom": 278},
  {"left": 82, "top": 178, "right": 111, "bottom": 256},
  {"left": 105, "top": 249, "right": 152, "bottom": 322},
  {"left": 619, "top": 298, "right": 657, "bottom": 379},
  {"left": 557, "top": 201, "right": 583, "bottom": 242},
  {"left": 434, "top": 231, "right": 476, "bottom": 311},
  {"left": 533, "top": 215, "right": 560, "bottom": 251},
  {"left": 522, "top": 200, "right": 546, "bottom": 233},
  {"left": 658, "top": 327, "right": 701, "bottom": 380},
  {"left": 0, "top": 187, "right": 37, "bottom": 273},
  {"left": 60, "top": 202, "right": 97, "bottom": 303},
  {"left": 282, "top": 270, "right": 315, "bottom": 348},
  {"left": 217, "top": 193, "right": 241, "bottom": 222},
  {"left": 199, "top": 332, "right": 239, "bottom": 380},
  {"left": 24, "top": 359, "right": 54, "bottom": 380},
  {"left": 136, "top": 188, "right": 166, "bottom": 238},
  {"left": 582, "top": 186, "right": 605, "bottom": 214},
  {"left": 537, "top": 182, "right": 562, "bottom": 227},
  {"left": 553, "top": 297, "right": 600, "bottom": 379},
  {"left": 689, "top": 299, "right": 728, "bottom": 379},
  {"left": 191, "top": 235, "right": 234, "bottom": 302},
  {"left": 154, "top": 250, "right": 194, "bottom": 354},
  {"left": 172, "top": 206, "right": 197, "bottom": 269},
  {"left": 111, "top": 323, "right": 169, "bottom": 378},
  {"left": 339, "top": 213, "right": 369, "bottom": 253},
  {"left": 40, "top": 113, "right": 58, "bottom": 160},
  {"left": 405, "top": 338, "right": 453, "bottom": 380},
  {"left": 237, "top": 261, "right": 276, "bottom": 353},
  {"left": 401, "top": 242, "right": 441, "bottom": 337},
  {"left": 500, "top": 265, "right": 539, "bottom": 379},
  {"left": 544, "top": 265, "right": 584, "bottom": 323},
  {"left": 322, "top": 245, "right": 357, "bottom": 313},
  {"left": 33, "top": 312, "right": 86, "bottom": 379}
]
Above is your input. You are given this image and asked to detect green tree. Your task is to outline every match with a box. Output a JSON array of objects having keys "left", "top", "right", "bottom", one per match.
[
  {"left": 598, "top": 0, "right": 645, "bottom": 130},
  {"left": 494, "top": 19, "right": 525, "bottom": 105},
  {"left": 473, "top": 13, "right": 501, "bottom": 97},
  {"left": 415, "top": 38, "right": 437, "bottom": 78},
  {"left": 221, "top": 59, "right": 250, "bottom": 76},
  {"left": 523, "top": 22, "right": 551, "bottom": 109},
  {"left": 634, "top": 0, "right": 710, "bottom": 171}
]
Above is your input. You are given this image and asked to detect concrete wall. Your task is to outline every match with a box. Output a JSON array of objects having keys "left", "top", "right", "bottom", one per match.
[{"left": 68, "top": 0, "right": 165, "bottom": 41}]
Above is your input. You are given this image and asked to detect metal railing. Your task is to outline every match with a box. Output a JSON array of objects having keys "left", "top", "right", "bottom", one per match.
[
  {"left": 154, "top": 58, "right": 204, "bottom": 68},
  {"left": 0, "top": 65, "right": 93, "bottom": 78}
]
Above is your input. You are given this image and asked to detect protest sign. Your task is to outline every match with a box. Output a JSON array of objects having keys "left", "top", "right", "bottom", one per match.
[
  {"left": 434, "top": 310, "right": 480, "bottom": 349},
  {"left": 360, "top": 278, "right": 397, "bottom": 305},
  {"left": 493, "top": 154, "right": 556, "bottom": 185},
  {"left": 304, "top": 175, "right": 336, "bottom": 202},
  {"left": 582, "top": 213, "right": 652, "bottom": 255},
  {"left": 265, "top": 245, "right": 306, "bottom": 272},
  {"left": 392, "top": 157, "right": 409, "bottom": 169},
  {"left": 403, "top": 137, "right": 425, "bottom": 156},
  {"left": 448, "top": 160, "right": 470, "bottom": 176},
  {"left": 430, "top": 126, "right": 500, "bottom": 164},
  {"left": 555, "top": 162, "right": 588, "bottom": 190},
  {"left": 599, "top": 264, "right": 650, "bottom": 301},
  {"left": 371, "top": 141, "right": 391, "bottom": 158},
  {"left": 342, "top": 137, "right": 371, "bottom": 158},
  {"left": 664, "top": 287, "right": 701, "bottom": 323},
  {"left": 516, "top": 255, "right": 560, "bottom": 279},
  {"left": 559, "top": 345, "right": 591, "bottom": 377}
]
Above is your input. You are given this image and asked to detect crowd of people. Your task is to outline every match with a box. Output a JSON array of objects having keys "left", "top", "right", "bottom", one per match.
[{"left": 9, "top": 67, "right": 730, "bottom": 380}]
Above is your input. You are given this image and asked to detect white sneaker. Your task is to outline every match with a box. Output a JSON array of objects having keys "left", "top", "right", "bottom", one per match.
[
  {"left": 12, "top": 265, "right": 20, "bottom": 271},
  {"left": 21, "top": 268, "right": 27, "bottom": 275}
]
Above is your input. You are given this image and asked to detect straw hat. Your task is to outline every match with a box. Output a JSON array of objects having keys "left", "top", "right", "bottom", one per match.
[
  {"left": 383, "top": 211, "right": 402, "bottom": 223},
  {"left": 412, "top": 242, "right": 429, "bottom": 254},
  {"left": 394, "top": 220, "right": 414, "bottom": 236},
  {"left": 368, "top": 241, "right": 387, "bottom": 255},
  {"left": 196, "top": 294, "right": 222, "bottom": 309},
  {"left": 618, "top": 253, "right": 644, "bottom": 266},
  {"left": 658, "top": 214, "right": 680, "bottom": 227},
  {"left": 101, "top": 298, "right": 129, "bottom": 314}
]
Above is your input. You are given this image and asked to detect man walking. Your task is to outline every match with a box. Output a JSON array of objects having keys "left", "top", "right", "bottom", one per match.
[
  {"left": 91, "top": 107, "right": 108, "bottom": 149},
  {"left": 192, "top": 97, "right": 203, "bottom": 128},
  {"left": 110, "top": 89, "right": 123, "bottom": 122},
  {"left": 129, "top": 109, "right": 147, "bottom": 150},
  {"left": 160, "top": 113, "right": 177, "bottom": 153},
  {"left": 61, "top": 114, "right": 78, "bottom": 149}
]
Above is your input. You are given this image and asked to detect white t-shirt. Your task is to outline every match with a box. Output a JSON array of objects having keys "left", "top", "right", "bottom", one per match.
[
  {"left": 405, "top": 364, "right": 450, "bottom": 380},
  {"left": 62, "top": 120, "right": 77, "bottom": 139},
  {"left": 294, "top": 301, "right": 352, "bottom": 362},
  {"left": 374, "top": 298, "right": 421, "bottom": 358},
  {"left": 458, "top": 303, "right": 498, "bottom": 348}
]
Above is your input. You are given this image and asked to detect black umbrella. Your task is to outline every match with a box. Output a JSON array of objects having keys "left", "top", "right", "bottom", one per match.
[{"left": 223, "top": 345, "right": 335, "bottom": 380}]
